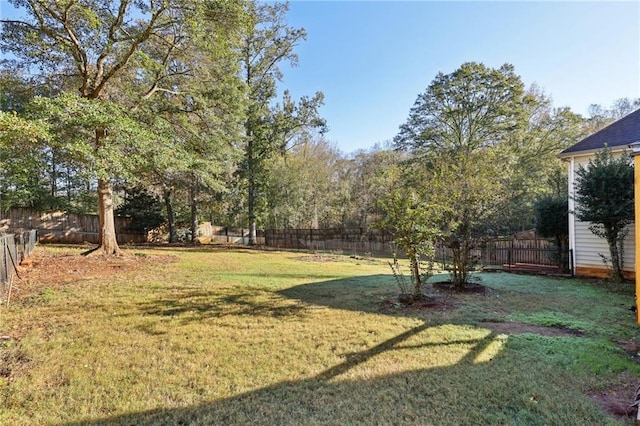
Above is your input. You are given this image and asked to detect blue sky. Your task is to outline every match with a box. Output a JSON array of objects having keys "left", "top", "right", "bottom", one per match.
[{"left": 280, "top": 1, "right": 640, "bottom": 153}]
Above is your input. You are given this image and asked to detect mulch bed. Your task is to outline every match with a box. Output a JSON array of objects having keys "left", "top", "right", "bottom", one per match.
[{"left": 432, "top": 281, "right": 487, "bottom": 293}]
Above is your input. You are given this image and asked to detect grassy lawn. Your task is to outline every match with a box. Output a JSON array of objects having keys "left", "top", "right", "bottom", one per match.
[{"left": 1, "top": 245, "right": 640, "bottom": 425}]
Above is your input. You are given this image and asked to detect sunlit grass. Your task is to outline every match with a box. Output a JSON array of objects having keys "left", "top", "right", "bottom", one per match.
[{"left": 0, "top": 246, "right": 638, "bottom": 425}]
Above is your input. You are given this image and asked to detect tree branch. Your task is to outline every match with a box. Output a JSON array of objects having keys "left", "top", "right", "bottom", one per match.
[{"left": 91, "top": 5, "right": 167, "bottom": 98}]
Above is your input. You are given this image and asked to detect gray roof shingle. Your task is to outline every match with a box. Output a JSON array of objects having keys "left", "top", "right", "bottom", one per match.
[{"left": 560, "top": 108, "right": 640, "bottom": 156}]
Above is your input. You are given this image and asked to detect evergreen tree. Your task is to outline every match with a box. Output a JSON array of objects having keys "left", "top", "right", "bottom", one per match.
[
  {"left": 534, "top": 195, "right": 569, "bottom": 272},
  {"left": 574, "top": 147, "right": 634, "bottom": 281},
  {"left": 116, "top": 187, "right": 165, "bottom": 234},
  {"left": 239, "top": 1, "right": 326, "bottom": 244}
]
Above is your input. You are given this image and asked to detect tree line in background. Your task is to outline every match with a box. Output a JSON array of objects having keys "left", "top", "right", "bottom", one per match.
[{"left": 0, "top": 1, "right": 638, "bottom": 262}]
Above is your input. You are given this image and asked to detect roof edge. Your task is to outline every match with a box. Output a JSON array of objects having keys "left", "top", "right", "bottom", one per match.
[{"left": 557, "top": 145, "right": 629, "bottom": 159}]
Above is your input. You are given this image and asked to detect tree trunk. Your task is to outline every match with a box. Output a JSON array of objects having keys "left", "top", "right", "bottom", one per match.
[
  {"left": 95, "top": 178, "right": 121, "bottom": 255},
  {"left": 556, "top": 236, "right": 570, "bottom": 273},
  {"left": 83, "top": 127, "right": 121, "bottom": 256},
  {"left": 248, "top": 173, "right": 257, "bottom": 245},
  {"left": 556, "top": 236, "right": 564, "bottom": 272},
  {"left": 190, "top": 182, "right": 198, "bottom": 244},
  {"left": 450, "top": 243, "right": 471, "bottom": 288},
  {"left": 312, "top": 201, "right": 319, "bottom": 229},
  {"left": 245, "top": 123, "right": 257, "bottom": 246},
  {"left": 66, "top": 167, "right": 72, "bottom": 204},
  {"left": 50, "top": 150, "right": 56, "bottom": 198},
  {"left": 410, "top": 250, "right": 422, "bottom": 299},
  {"left": 460, "top": 242, "right": 470, "bottom": 285},
  {"left": 450, "top": 245, "right": 461, "bottom": 286},
  {"left": 608, "top": 234, "right": 624, "bottom": 282},
  {"left": 164, "top": 188, "right": 177, "bottom": 243}
]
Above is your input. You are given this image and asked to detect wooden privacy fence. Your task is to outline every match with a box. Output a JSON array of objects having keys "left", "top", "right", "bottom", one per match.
[
  {"left": 262, "top": 228, "right": 569, "bottom": 273},
  {"left": 480, "top": 238, "right": 562, "bottom": 266},
  {"left": 1, "top": 230, "right": 37, "bottom": 303},
  {"left": 436, "top": 238, "right": 572, "bottom": 274},
  {"left": 0, "top": 208, "right": 146, "bottom": 244},
  {"left": 264, "top": 228, "right": 395, "bottom": 254},
  {"left": 198, "top": 222, "right": 265, "bottom": 245}
]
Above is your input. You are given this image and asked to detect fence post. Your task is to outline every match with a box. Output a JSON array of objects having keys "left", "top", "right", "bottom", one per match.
[
  {"left": 16, "top": 232, "right": 24, "bottom": 262},
  {"left": 1, "top": 237, "right": 7, "bottom": 296}
]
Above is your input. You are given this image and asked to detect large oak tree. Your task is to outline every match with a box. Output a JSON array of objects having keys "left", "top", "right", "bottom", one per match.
[{"left": 1, "top": 0, "right": 244, "bottom": 254}]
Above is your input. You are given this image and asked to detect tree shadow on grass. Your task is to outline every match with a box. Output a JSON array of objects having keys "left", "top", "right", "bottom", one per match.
[
  {"left": 55, "top": 274, "right": 615, "bottom": 425},
  {"left": 133, "top": 274, "right": 394, "bottom": 328},
  {"left": 135, "top": 289, "right": 309, "bottom": 325},
  {"left": 279, "top": 274, "right": 395, "bottom": 314},
  {"left": 62, "top": 320, "right": 604, "bottom": 425}
]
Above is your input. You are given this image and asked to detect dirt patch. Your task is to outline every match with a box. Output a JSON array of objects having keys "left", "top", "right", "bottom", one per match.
[
  {"left": 614, "top": 339, "right": 640, "bottom": 364},
  {"left": 479, "top": 321, "right": 584, "bottom": 337},
  {"left": 297, "top": 254, "right": 343, "bottom": 262},
  {"left": 590, "top": 375, "right": 639, "bottom": 420},
  {"left": 0, "top": 339, "right": 30, "bottom": 384},
  {"left": 5, "top": 247, "right": 176, "bottom": 303},
  {"left": 379, "top": 295, "right": 454, "bottom": 314}
]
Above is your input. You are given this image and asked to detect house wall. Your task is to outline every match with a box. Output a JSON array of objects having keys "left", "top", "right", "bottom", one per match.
[
  {"left": 568, "top": 152, "right": 635, "bottom": 278},
  {"left": 572, "top": 220, "right": 635, "bottom": 278}
]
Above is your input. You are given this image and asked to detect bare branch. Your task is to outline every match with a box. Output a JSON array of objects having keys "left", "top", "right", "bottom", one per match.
[
  {"left": 142, "top": 85, "right": 180, "bottom": 100},
  {"left": 0, "top": 19, "right": 38, "bottom": 30},
  {"left": 95, "top": 0, "right": 131, "bottom": 85},
  {"left": 91, "top": 5, "right": 167, "bottom": 98}
]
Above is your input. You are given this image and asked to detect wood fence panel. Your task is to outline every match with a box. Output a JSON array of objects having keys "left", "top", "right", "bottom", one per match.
[
  {"left": 0, "top": 208, "right": 147, "bottom": 243},
  {"left": 197, "top": 222, "right": 264, "bottom": 244},
  {"left": 263, "top": 228, "right": 395, "bottom": 254}
]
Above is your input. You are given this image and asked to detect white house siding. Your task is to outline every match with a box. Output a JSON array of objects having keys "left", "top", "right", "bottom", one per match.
[
  {"left": 572, "top": 220, "right": 635, "bottom": 272},
  {"left": 567, "top": 152, "right": 635, "bottom": 275}
]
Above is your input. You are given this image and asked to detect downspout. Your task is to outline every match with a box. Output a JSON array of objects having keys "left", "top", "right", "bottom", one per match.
[
  {"left": 628, "top": 141, "right": 640, "bottom": 323},
  {"left": 566, "top": 157, "right": 577, "bottom": 276}
]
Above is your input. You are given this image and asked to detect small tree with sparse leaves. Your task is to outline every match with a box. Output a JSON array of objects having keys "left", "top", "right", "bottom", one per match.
[{"left": 378, "top": 167, "right": 448, "bottom": 300}]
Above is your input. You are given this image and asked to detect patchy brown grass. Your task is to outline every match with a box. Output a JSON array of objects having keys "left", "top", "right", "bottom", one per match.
[{"left": 14, "top": 246, "right": 176, "bottom": 295}]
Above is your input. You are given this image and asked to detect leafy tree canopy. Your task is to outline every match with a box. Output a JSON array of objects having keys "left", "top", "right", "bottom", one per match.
[
  {"left": 395, "top": 62, "right": 526, "bottom": 154},
  {"left": 29, "top": 93, "right": 157, "bottom": 182},
  {"left": 574, "top": 148, "right": 634, "bottom": 229},
  {"left": 394, "top": 62, "right": 529, "bottom": 286},
  {"left": 534, "top": 195, "right": 569, "bottom": 242}
]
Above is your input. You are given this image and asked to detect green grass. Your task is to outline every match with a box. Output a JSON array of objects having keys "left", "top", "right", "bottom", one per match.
[{"left": 1, "top": 246, "right": 639, "bottom": 425}]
